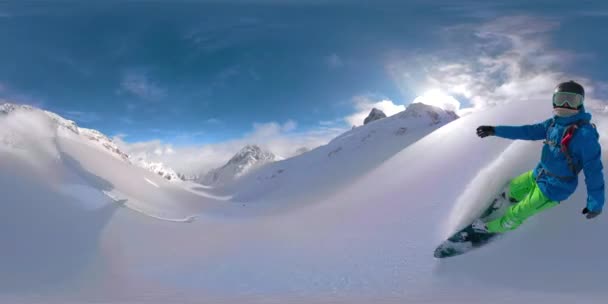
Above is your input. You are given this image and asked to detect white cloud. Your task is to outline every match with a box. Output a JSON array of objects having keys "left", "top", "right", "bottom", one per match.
[
  {"left": 114, "top": 120, "right": 345, "bottom": 176},
  {"left": 121, "top": 70, "right": 166, "bottom": 100},
  {"left": 412, "top": 89, "right": 461, "bottom": 113},
  {"left": 205, "top": 118, "right": 222, "bottom": 124},
  {"left": 282, "top": 120, "right": 297, "bottom": 132},
  {"left": 387, "top": 16, "right": 607, "bottom": 113},
  {"left": 319, "top": 119, "right": 342, "bottom": 126},
  {"left": 217, "top": 65, "right": 241, "bottom": 80},
  {"left": 326, "top": 53, "right": 344, "bottom": 68},
  {"left": 345, "top": 97, "right": 405, "bottom": 126},
  {"left": 252, "top": 122, "right": 283, "bottom": 137}
]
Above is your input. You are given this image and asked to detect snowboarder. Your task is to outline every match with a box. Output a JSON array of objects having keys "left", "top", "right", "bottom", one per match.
[{"left": 475, "top": 80, "right": 605, "bottom": 234}]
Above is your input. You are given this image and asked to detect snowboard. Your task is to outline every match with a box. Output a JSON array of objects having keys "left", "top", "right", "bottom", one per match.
[{"left": 434, "top": 186, "right": 516, "bottom": 259}]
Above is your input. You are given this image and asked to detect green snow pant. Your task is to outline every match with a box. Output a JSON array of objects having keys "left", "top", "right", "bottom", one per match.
[{"left": 486, "top": 170, "right": 558, "bottom": 233}]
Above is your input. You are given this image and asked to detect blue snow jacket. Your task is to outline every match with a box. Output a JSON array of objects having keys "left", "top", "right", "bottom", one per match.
[{"left": 494, "top": 110, "right": 605, "bottom": 212}]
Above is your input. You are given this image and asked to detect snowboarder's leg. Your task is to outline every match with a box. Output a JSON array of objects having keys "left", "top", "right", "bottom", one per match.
[
  {"left": 508, "top": 170, "right": 535, "bottom": 202},
  {"left": 486, "top": 182, "right": 557, "bottom": 233}
]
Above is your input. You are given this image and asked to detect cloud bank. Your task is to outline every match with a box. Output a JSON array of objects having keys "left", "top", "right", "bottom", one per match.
[
  {"left": 388, "top": 15, "right": 608, "bottom": 114},
  {"left": 345, "top": 97, "right": 405, "bottom": 126},
  {"left": 120, "top": 70, "right": 167, "bottom": 101},
  {"left": 115, "top": 120, "right": 346, "bottom": 176}
]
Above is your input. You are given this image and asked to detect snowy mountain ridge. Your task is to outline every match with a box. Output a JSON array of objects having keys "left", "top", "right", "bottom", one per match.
[
  {"left": 200, "top": 144, "right": 279, "bottom": 185},
  {"left": 396, "top": 101, "right": 459, "bottom": 123},
  {"left": 331, "top": 102, "right": 458, "bottom": 144},
  {"left": 218, "top": 102, "right": 460, "bottom": 204},
  {"left": 0, "top": 102, "right": 181, "bottom": 181},
  {"left": 1, "top": 102, "right": 34, "bottom": 114},
  {"left": 133, "top": 158, "right": 183, "bottom": 181}
]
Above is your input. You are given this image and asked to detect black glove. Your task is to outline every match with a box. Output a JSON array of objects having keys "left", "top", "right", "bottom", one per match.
[
  {"left": 476, "top": 126, "right": 495, "bottom": 138},
  {"left": 582, "top": 207, "right": 601, "bottom": 219}
]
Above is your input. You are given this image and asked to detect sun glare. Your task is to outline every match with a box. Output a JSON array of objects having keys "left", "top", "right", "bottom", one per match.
[{"left": 413, "top": 89, "right": 461, "bottom": 112}]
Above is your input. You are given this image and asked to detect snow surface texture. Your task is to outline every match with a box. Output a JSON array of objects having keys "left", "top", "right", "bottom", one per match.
[
  {"left": 199, "top": 144, "right": 278, "bottom": 186},
  {"left": 2, "top": 100, "right": 608, "bottom": 303}
]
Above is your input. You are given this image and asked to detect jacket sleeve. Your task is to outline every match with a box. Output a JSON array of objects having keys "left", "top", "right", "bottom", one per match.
[
  {"left": 493, "top": 119, "right": 551, "bottom": 140},
  {"left": 580, "top": 130, "right": 605, "bottom": 212}
]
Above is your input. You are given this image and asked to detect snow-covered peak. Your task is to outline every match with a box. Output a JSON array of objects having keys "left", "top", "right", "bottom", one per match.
[
  {"left": 133, "top": 158, "right": 183, "bottom": 181},
  {"left": 0, "top": 102, "right": 35, "bottom": 115},
  {"left": 363, "top": 108, "right": 387, "bottom": 125},
  {"left": 227, "top": 144, "right": 276, "bottom": 165},
  {"left": 329, "top": 102, "right": 459, "bottom": 147},
  {"left": 78, "top": 127, "right": 130, "bottom": 161},
  {"left": 397, "top": 102, "right": 459, "bottom": 124},
  {"left": 1, "top": 102, "right": 80, "bottom": 136},
  {"left": 200, "top": 144, "right": 277, "bottom": 185},
  {"left": 43, "top": 110, "right": 80, "bottom": 134},
  {"left": 0, "top": 102, "right": 180, "bottom": 181}
]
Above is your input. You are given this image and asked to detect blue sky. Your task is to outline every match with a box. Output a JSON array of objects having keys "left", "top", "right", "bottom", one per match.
[{"left": 1, "top": 1, "right": 608, "bottom": 171}]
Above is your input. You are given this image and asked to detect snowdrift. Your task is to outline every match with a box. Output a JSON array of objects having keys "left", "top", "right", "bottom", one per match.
[{"left": 0, "top": 107, "right": 228, "bottom": 222}]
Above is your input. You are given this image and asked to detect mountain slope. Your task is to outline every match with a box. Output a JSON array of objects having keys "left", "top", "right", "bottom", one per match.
[
  {"left": 0, "top": 103, "right": 224, "bottom": 222},
  {"left": 1, "top": 102, "right": 181, "bottom": 181},
  {"left": 217, "top": 102, "right": 460, "bottom": 207},
  {"left": 3, "top": 99, "right": 608, "bottom": 303}
]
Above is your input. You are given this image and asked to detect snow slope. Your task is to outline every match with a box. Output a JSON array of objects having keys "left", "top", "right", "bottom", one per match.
[
  {"left": 1, "top": 102, "right": 182, "bottom": 182},
  {"left": 0, "top": 105, "right": 227, "bottom": 222},
  {"left": 2, "top": 99, "right": 608, "bottom": 303},
  {"left": 216, "top": 102, "right": 459, "bottom": 210}
]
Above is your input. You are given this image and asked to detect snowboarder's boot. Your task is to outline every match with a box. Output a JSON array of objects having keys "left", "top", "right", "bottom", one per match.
[
  {"left": 447, "top": 219, "right": 498, "bottom": 244},
  {"left": 480, "top": 188, "right": 517, "bottom": 221},
  {"left": 434, "top": 219, "right": 500, "bottom": 258}
]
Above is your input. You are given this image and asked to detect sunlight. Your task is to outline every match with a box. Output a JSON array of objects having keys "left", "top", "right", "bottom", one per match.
[{"left": 412, "top": 89, "right": 461, "bottom": 112}]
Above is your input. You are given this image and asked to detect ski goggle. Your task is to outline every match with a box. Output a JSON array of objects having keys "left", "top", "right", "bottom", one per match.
[{"left": 553, "top": 92, "right": 584, "bottom": 109}]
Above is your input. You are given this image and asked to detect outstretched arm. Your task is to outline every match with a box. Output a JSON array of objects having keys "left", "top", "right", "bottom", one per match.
[
  {"left": 580, "top": 133, "right": 605, "bottom": 214},
  {"left": 493, "top": 119, "right": 552, "bottom": 140}
]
